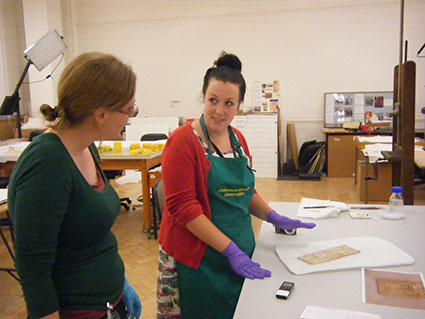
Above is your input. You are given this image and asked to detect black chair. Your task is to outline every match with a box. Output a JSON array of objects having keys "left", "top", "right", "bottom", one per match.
[
  {"left": 140, "top": 133, "right": 168, "bottom": 142},
  {"left": 135, "top": 133, "right": 167, "bottom": 208},
  {"left": 136, "top": 133, "right": 167, "bottom": 238},
  {"left": 0, "top": 210, "right": 19, "bottom": 281},
  {"left": 0, "top": 178, "right": 9, "bottom": 189},
  {"left": 151, "top": 178, "right": 165, "bottom": 240},
  {"left": 414, "top": 165, "right": 425, "bottom": 186},
  {"left": 141, "top": 133, "right": 167, "bottom": 171},
  {"left": 104, "top": 170, "right": 132, "bottom": 211},
  {"left": 28, "top": 129, "right": 45, "bottom": 141}
]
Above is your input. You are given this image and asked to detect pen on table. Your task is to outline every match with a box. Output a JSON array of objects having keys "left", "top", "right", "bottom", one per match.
[
  {"left": 303, "top": 205, "right": 333, "bottom": 209},
  {"left": 350, "top": 206, "right": 382, "bottom": 210}
]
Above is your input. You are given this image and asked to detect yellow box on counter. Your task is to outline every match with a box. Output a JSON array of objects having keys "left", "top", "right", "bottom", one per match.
[
  {"left": 113, "top": 141, "right": 122, "bottom": 153},
  {"left": 129, "top": 143, "right": 164, "bottom": 156}
]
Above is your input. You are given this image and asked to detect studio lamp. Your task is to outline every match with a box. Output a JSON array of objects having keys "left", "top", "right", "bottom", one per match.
[
  {"left": 0, "top": 29, "right": 67, "bottom": 138},
  {"left": 417, "top": 42, "right": 425, "bottom": 58}
]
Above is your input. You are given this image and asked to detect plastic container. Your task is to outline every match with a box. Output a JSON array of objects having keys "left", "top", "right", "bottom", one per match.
[{"left": 389, "top": 186, "right": 403, "bottom": 213}]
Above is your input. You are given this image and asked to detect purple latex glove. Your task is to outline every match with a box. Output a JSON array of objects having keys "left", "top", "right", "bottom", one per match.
[
  {"left": 222, "top": 241, "right": 271, "bottom": 279},
  {"left": 267, "top": 210, "right": 316, "bottom": 230}
]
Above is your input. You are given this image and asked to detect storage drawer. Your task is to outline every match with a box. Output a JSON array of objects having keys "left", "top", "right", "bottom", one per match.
[{"left": 231, "top": 114, "right": 278, "bottom": 178}]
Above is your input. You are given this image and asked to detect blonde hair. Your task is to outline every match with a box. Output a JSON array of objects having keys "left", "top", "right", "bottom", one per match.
[{"left": 40, "top": 52, "right": 136, "bottom": 129}]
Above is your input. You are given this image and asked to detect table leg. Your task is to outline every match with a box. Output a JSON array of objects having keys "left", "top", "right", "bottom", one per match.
[
  {"left": 354, "top": 147, "right": 358, "bottom": 185},
  {"left": 365, "top": 158, "right": 369, "bottom": 204},
  {"left": 141, "top": 168, "right": 152, "bottom": 230}
]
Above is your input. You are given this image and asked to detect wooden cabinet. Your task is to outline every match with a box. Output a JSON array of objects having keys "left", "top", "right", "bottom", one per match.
[
  {"left": 231, "top": 114, "right": 278, "bottom": 178},
  {"left": 325, "top": 131, "right": 393, "bottom": 177},
  {"left": 327, "top": 134, "right": 358, "bottom": 177}
]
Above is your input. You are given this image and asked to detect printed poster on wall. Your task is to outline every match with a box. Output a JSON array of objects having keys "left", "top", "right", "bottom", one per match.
[{"left": 253, "top": 80, "right": 280, "bottom": 113}]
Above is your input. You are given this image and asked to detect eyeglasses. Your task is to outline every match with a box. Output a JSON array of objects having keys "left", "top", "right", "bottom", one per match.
[{"left": 116, "top": 103, "right": 139, "bottom": 117}]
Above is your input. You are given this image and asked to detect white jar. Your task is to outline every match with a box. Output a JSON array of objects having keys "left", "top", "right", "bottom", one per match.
[{"left": 389, "top": 186, "right": 403, "bottom": 214}]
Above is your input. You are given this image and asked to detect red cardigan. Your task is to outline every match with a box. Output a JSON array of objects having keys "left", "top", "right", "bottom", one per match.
[{"left": 158, "top": 123, "right": 253, "bottom": 269}]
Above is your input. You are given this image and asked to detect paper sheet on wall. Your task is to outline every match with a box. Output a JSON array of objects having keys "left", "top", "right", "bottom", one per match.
[
  {"left": 354, "top": 94, "right": 364, "bottom": 105},
  {"left": 325, "top": 94, "right": 335, "bottom": 124},
  {"left": 384, "top": 98, "right": 393, "bottom": 107},
  {"left": 354, "top": 105, "right": 365, "bottom": 121},
  {"left": 252, "top": 80, "right": 280, "bottom": 112},
  {"left": 275, "top": 236, "right": 414, "bottom": 275}
]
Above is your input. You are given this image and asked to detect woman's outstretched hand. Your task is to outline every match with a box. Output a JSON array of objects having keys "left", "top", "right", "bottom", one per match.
[
  {"left": 267, "top": 210, "right": 316, "bottom": 230},
  {"left": 222, "top": 241, "right": 271, "bottom": 279}
]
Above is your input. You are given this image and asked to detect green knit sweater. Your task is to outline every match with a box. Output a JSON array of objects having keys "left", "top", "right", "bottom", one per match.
[{"left": 8, "top": 133, "right": 124, "bottom": 318}]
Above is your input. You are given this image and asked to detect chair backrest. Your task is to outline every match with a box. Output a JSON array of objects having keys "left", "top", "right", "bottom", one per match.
[
  {"left": 140, "top": 133, "right": 168, "bottom": 141},
  {"left": 28, "top": 130, "right": 45, "bottom": 141},
  {"left": 152, "top": 179, "right": 165, "bottom": 222}
]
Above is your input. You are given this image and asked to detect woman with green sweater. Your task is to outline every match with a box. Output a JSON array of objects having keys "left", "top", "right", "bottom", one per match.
[{"left": 8, "top": 52, "right": 141, "bottom": 319}]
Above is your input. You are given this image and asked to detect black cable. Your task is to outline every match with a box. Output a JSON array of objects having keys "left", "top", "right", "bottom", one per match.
[{"left": 22, "top": 53, "right": 65, "bottom": 84}]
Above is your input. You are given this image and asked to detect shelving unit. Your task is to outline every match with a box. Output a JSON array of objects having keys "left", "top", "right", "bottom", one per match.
[{"left": 232, "top": 114, "right": 278, "bottom": 178}]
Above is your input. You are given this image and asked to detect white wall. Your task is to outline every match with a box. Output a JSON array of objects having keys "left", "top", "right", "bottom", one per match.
[
  {"left": 66, "top": 0, "right": 424, "bottom": 159},
  {"left": 22, "top": 0, "right": 66, "bottom": 117},
  {"left": 67, "top": 1, "right": 425, "bottom": 146},
  {"left": 0, "top": 0, "right": 29, "bottom": 113},
  {"left": 2, "top": 1, "right": 424, "bottom": 158}
]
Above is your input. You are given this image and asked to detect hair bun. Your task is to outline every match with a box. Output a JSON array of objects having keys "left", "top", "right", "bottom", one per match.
[
  {"left": 40, "top": 103, "right": 59, "bottom": 121},
  {"left": 214, "top": 52, "right": 242, "bottom": 72}
]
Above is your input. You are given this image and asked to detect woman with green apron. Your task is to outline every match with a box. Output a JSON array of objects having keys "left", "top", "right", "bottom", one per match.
[{"left": 157, "top": 52, "right": 315, "bottom": 319}]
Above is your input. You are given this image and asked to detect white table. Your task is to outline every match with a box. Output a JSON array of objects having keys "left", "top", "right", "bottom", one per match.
[{"left": 234, "top": 202, "right": 425, "bottom": 318}]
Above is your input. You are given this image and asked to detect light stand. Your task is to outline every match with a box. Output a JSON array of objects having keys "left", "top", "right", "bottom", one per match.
[
  {"left": 0, "top": 61, "right": 31, "bottom": 138},
  {"left": 0, "top": 29, "right": 67, "bottom": 138},
  {"left": 381, "top": 0, "right": 416, "bottom": 204}
]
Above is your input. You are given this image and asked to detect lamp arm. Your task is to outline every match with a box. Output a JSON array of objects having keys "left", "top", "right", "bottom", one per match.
[
  {"left": 13, "top": 61, "right": 32, "bottom": 138},
  {"left": 12, "top": 60, "right": 32, "bottom": 98},
  {"left": 0, "top": 60, "right": 32, "bottom": 138}
]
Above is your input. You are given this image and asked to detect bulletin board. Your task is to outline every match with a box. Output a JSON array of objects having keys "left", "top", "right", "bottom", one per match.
[{"left": 324, "top": 91, "right": 393, "bottom": 127}]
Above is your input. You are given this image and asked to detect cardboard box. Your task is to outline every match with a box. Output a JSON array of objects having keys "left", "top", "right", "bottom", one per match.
[
  {"left": 0, "top": 117, "right": 18, "bottom": 140},
  {"left": 356, "top": 160, "right": 392, "bottom": 201}
]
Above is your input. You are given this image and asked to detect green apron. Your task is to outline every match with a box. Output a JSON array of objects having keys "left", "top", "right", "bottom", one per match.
[{"left": 176, "top": 116, "right": 255, "bottom": 319}]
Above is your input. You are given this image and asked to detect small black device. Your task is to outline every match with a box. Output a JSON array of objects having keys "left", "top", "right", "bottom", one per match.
[
  {"left": 276, "top": 281, "right": 294, "bottom": 299},
  {"left": 274, "top": 226, "right": 296, "bottom": 235}
]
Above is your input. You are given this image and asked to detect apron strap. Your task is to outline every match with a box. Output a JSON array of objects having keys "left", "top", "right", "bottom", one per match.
[
  {"left": 200, "top": 114, "right": 244, "bottom": 158},
  {"left": 200, "top": 115, "right": 213, "bottom": 156}
]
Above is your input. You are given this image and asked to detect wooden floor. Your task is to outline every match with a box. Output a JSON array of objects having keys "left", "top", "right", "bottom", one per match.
[{"left": 1, "top": 177, "right": 424, "bottom": 318}]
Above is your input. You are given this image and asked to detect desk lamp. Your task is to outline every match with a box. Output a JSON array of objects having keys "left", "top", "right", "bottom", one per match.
[
  {"left": 0, "top": 29, "right": 67, "bottom": 138},
  {"left": 417, "top": 42, "right": 425, "bottom": 58}
]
